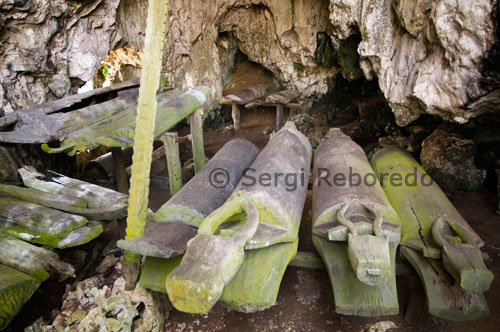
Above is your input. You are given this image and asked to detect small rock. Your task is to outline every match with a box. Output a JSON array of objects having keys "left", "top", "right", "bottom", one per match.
[
  {"left": 421, "top": 128, "right": 486, "bottom": 192},
  {"left": 365, "top": 320, "right": 397, "bottom": 332}
]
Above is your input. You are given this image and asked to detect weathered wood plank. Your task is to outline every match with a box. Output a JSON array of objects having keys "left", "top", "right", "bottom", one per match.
[
  {"left": 0, "top": 183, "right": 87, "bottom": 209},
  {"left": 220, "top": 240, "right": 298, "bottom": 313},
  {"left": 0, "top": 197, "right": 88, "bottom": 248},
  {"left": 162, "top": 132, "right": 182, "bottom": 196},
  {"left": 56, "top": 221, "right": 104, "bottom": 249},
  {"left": 232, "top": 104, "right": 241, "bottom": 130},
  {"left": 401, "top": 246, "right": 489, "bottom": 321},
  {"left": 275, "top": 104, "right": 284, "bottom": 131},
  {"left": 139, "top": 255, "right": 183, "bottom": 293},
  {"left": 289, "top": 251, "right": 325, "bottom": 270},
  {"left": 0, "top": 232, "right": 74, "bottom": 281},
  {"left": 111, "top": 147, "right": 129, "bottom": 194},
  {"left": 0, "top": 264, "right": 41, "bottom": 331},
  {"left": 190, "top": 109, "right": 206, "bottom": 173},
  {"left": 166, "top": 202, "right": 259, "bottom": 314}
]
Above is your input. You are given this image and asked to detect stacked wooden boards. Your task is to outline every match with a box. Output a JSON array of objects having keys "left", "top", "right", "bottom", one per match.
[
  {"left": 371, "top": 147, "right": 493, "bottom": 321},
  {"left": 312, "top": 128, "right": 401, "bottom": 316},
  {"left": 0, "top": 167, "right": 129, "bottom": 330}
]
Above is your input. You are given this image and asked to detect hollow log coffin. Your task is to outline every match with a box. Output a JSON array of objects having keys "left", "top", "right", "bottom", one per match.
[
  {"left": 371, "top": 147, "right": 492, "bottom": 320},
  {"left": 222, "top": 85, "right": 267, "bottom": 104},
  {"left": 0, "top": 264, "right": 41, "bottom": 331},
  {"left": 117, "top": 139, "right": 260, "bottom": 259},
  {"left": 0, "top": 232, "right": 74, "bottom": 281},
  {"left": 312, "top": 128, "right": 401, "bottom": 316},
  {"left": 265, "top": 90, "right": 300, "bottom": 104},
  {"left": 166, "top": 122, "right": 311, "bottom": 314}
]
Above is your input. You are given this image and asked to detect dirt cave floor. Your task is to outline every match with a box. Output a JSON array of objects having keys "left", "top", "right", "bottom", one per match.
[{"left": 10, "top": 107, "right": 500, "bottom": 332}]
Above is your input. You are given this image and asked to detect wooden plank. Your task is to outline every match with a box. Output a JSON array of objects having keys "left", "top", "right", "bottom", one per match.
[
  {"left": 275, "top": 104, "right": 284, "bottom": 131},
  {"left": 289, "top": 251, "right": 325, "bottom": 270},
  {"left": 311, "top": 128, "right": 401, "bottom": 315},
  {"left": 166, "top": 202, "right": 260, "bottom": 314},
  {"left": 139, "top": 255, "right": 183, "bottom": 293},
  {"left": 0, "top": 232, "right": 75, "bottom": 281},
  {"left": 401, "top": 246, "right": 489, "bottom": 321},
  {"left": 56, "top": 221, "right": 104, "bottom": 249},
  {"left": 162, "top": 132, "right": 182, "bottom": 196},
  {"left": 0, "top": 197, "right": 88, "bottom": 248},
  {"left": 0, "top": 183, "right": 87, "bottom": 209},
  {"left": 0, "top": 264, "right": 41, "bottom": 331},
  {"left": 111, "top": 147, "right": 129, "bottom": 194},
  {"left": 220, "top": 240, "right": 298, "bottom": 312},
  {"left": 190, "top": 109, "right": 206, "bottom": 173}
]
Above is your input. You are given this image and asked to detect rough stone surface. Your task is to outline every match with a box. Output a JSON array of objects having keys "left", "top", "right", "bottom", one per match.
[
  {"left": 421, "top": 128, "right": 486, "bottom": 192},
  {"left": 0, "top": 0, "right": 498, "bottom": 126},
  {"left": 328, "top": 0, "right": 498, "bottom": 125}
]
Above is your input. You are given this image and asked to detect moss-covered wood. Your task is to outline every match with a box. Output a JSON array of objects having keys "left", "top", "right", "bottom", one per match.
[
  {"left": 166, "top": 202, "right": 259, "bottom": 314},
  {"left": 401, "top": 246, "right": 489, "bottom": 321},
  {"left": 0, "top": 232, "right": 74, "bottom": 281},
  {"left": 139, "top": 255, "right": 183, "bottom": 293},
  {"left": 220, "top": 240, "right": 298, "bottom": 313},
  {"left": 124, "top": 0, "right": 171, "bottom": 290},
  {"left": 0, "top": 264, "right": 41, "bottom": 331},
  {"left": 190, "top": 109, "right": 206, "bottom": 173},
  {"left": 312, "top": 128, "right": 401, "bottom": 316},
  {"left": 162, "top": 132, "right": 183, "bottom": 196},
  {"left": 17, "top": 167, "right": 127, "bottom": 220},
  {"left": 0, "top": 197, "right": 89, "bottom": 248},
  {"left": 152, "top": 138, "right": 259, "bottom": 226},
  {"left": 0, "top": 183, "right": 87, "bottom": 209}
]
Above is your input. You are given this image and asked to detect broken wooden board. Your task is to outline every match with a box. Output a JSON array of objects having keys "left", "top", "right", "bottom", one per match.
[
  {"left": 220, "top": 240, "right": 298, "bottom": 313},
  {"left": 370, "top": 147, "right": 484, "bottom": 259},
  {"left": 0, "top": 264, "right": 41, "bottom": 331},
  {"left": 401, "top": 246, "right": 489, "bottom": 321},
  {"left": 0, "top": 232, "right": 74, "bottom": 281},
  {"left": 313, "top": 236, "right": 399, "bottom": 316},
  {"left": 152, "top": 138, "right": 260, "bottom": 227},
  {"left": 18, "top": 166, "right": 127, "bottom": 220},
  {"left": 138, "top": 255, "right": 183, "bottom": 293},
  {"left": 265, "top": 90, "right": 300, "bottom": 104},
  {"left": 166, "top": 202, "right": 260, "bottom": 314},
  {"left": 0, "top": 183, "right": 87, "bottom": 209},
  {"left": 56, "top": 221, "right": 104, "bottom": 249},
  {"left": 117, "top": 221, "right": 197, "bottom": 258},
  {"left": 221, "top": 85, "right": 267, "bottom": 104},
  {"left": 0, "top": 197, "right": 88, "bottom": 248},
  {"left": 220, "top": 121, "right": 312, "bottom": 249},
  {"left": 312, "top": 128, "right": 401, "bottom": 315},
  {"left": 42, "top": 87, "right": 209, "bottom": 155}
]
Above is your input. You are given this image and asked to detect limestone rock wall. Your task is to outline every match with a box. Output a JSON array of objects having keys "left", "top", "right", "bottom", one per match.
[{"left": 0, "top": 0, "right": 498, "bottom": 126}]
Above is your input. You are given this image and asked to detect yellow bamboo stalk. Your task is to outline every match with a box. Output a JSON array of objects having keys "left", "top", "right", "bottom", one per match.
[{"left": 124, "top": 0, "right": 170, "bottom": 289}]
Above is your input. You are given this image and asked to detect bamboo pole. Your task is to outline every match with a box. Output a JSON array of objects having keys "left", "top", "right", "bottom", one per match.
[
  {"left": 162, "top": 132, "right": 182, "bottom": 196},
  {"left": 124, "top": 0, "right": 170, "bottom": 290},
  {"left": 190, "top": 109, "right": 206, "bottom": 173}
]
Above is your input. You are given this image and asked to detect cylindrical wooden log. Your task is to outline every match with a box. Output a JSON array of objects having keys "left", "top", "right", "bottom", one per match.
[
  {"left": 231, "top": 104, "right": 240, "bottom": 130},
  {"left": 117, "top": 138, "right": 260, "bottom": 259},
  {"left": 275, "top": 104, "right": 284, "bottom": 131},
  {"left": 190, "top": 109, "right": 206, "bottom": 173},
  {"left": 311, "top": 128, "right": 401, "bottom": 316},
  {"left": 162, "top": 132, "right": 183, "bottom": 196}
]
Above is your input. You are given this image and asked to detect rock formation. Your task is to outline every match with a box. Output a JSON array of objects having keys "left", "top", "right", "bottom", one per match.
[{"left": 0, "top": 0, "right": 498, "bottom": 125}]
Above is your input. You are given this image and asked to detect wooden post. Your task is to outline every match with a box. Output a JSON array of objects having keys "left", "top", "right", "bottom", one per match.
[
  {"left": 190, "top": 109, "right": 206, "bottom": 173},
  {"left": 162, "top": 132, "right": 183, "bottom": 196},
  {"left": 124, "top": 0, "right": 170, "bottom": 290},
  {"left": 232, "top": 103, "right": 240, "bottom": 130},
  {"left": 111, "top": 147, "right": 129, "bottom": 194},
  {"left": 275, "top": 104, "right": 284, "bottom": 131}
]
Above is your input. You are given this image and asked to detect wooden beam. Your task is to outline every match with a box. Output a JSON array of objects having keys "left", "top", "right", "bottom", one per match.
[
  {"left": 124, "top": 0, "right": 170, "bottom": 290},
  {"left": 231, "top": 103, "right": 241, "bottom": 130},
  {"left": 190, "top": 109, "right": 206, "bottom": 173},
  {"left": 275, "top": 104, "right": 284, "bottom": 131},
  {"left": 111, "top": 147, "right": 129, "bottom": 194},
  {"left": 162, "top": 132, "right": 183, "bottom": 196}
]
